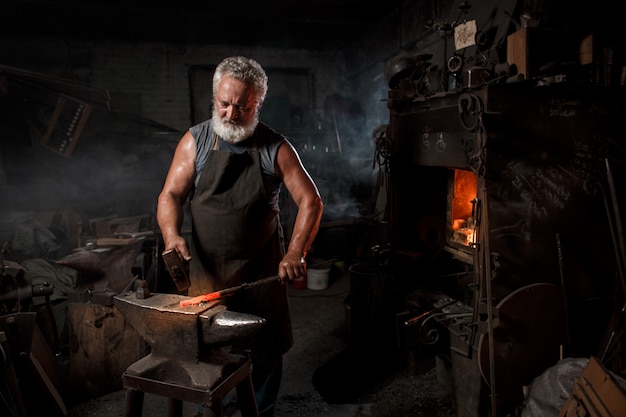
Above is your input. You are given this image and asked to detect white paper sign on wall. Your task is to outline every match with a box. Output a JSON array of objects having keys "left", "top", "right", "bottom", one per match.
[{"left": 454, "top": 20, "right": 477, "bottom": 50}]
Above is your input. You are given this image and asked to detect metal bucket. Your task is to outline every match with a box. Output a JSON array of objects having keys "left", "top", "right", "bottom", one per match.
[{"left": 307, "top": 267, "right": 330, "bottom": 290}]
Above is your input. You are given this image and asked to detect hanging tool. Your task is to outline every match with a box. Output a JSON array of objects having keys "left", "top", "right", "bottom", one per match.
[{"left": 332, "top": 112, "right": 342, "bottom": 157}]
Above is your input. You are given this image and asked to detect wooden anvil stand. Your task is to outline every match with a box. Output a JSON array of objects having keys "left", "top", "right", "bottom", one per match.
[{"left": 114, "top": 292, "right": 264, "bottom": 417}]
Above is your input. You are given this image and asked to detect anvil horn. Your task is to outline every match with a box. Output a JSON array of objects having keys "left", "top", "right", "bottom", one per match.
[{"left": 200, "top": 309, "right": 266, "bottom": 346}]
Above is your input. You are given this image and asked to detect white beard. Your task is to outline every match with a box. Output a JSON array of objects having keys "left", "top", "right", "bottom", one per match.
[{"left": 211, "top": 108, "right": 259, "bottom": 144}]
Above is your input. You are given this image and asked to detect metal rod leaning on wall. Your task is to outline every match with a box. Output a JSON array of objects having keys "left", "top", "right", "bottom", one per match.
[
  {"left": 600, "top": 158, "right": 626, "bottom": 363},
  {"left": 555, "top": 233, "right": 572, "bottom": 359},
  {"left": 605, "top": 158, "right": 626, "bottom": 297},
  {"left": 466, "top": 197, "right": 483, "bottom": 357},
  {"left": 480, "top": 189, "right": 498, "bottom": 417}
]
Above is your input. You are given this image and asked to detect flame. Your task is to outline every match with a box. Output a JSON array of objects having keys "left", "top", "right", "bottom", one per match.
[{"left": 451, "top": 169, "right": 477, "bottom": 246}]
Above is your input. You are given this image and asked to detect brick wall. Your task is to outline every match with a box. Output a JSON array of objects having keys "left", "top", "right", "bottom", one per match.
[{"left": 0, "top": 36, "right": 347, "bottom": 133}]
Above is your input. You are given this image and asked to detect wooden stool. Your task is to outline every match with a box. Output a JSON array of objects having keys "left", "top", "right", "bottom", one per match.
[{"left": 122, "top": 350, "right": 259, "bottom": 417}]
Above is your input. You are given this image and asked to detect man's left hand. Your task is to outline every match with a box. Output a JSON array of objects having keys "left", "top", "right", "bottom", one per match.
[{"left": 279, "top": 251, "right": 306, "bottom": 282}]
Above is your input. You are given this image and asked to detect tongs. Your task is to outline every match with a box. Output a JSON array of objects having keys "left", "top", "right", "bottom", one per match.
[{"left": 179, "top": 275, "right": 280, "bottom": 307}]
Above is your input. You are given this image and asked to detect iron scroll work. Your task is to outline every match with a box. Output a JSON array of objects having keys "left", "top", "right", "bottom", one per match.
[{"left": 458, "top": 92, "right": 486, "bottom": 177}]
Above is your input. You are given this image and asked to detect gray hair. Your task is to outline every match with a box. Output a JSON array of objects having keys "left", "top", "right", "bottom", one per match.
[{"left": 212, "top": 56, "right": 268, "bottom": 105}]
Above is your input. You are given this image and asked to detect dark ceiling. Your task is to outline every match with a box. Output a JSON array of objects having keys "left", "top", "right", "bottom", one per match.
[{"left": 3, "top": 0, "right": 405, "bottom": 49}]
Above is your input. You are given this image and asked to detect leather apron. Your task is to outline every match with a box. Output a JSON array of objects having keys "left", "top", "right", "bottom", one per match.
[{"left": 189, "top": 136, "right": 293, "bottom": 359}]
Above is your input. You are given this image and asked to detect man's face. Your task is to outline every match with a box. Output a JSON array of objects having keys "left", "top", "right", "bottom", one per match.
[{"left": 212, "top": 75, "right": 260, "bottom": 144}]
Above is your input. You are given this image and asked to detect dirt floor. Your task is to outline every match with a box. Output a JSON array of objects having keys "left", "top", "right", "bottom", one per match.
[
  {"left": 274, "top": 268, "right": 457, "bottom": 417},
  {"left": 67, "top": 267, "right": 458, "bottom": 417}
]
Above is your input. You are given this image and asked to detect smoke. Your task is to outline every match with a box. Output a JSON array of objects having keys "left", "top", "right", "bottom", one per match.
[
  {"left": 0, "top": 99, "right": 178, "bottom": 254},
  {"left": 296, "top": 92, "right": 378, "bottom": 222}
]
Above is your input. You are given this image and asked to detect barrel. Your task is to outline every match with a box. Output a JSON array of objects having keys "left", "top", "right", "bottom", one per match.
[{"left": 348, "top": 262, "right": 391, "bottom": 348}]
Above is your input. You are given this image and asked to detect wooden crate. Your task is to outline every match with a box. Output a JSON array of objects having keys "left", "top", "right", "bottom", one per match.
[
  {"left": 507, "top": 28, "right": 585, "bottom": 80},
  {"left": 67, "top": 302, "right": 148, "bottom": 401},
  {"left": 558, "top": 356, "right": 626, "bottom": 417}
]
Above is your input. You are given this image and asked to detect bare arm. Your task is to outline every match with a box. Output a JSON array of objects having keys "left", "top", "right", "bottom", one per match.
[
  {"left": 156, "top": 131, "right": 197, "bottom": 261},
  {"left": 275, "top": 141, "right": 324, "bottom": 281}
]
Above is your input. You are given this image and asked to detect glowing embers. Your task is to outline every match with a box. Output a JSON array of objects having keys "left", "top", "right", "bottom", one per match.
[{"left": 450, "top": 169, "right": 477, "bottom": 247}]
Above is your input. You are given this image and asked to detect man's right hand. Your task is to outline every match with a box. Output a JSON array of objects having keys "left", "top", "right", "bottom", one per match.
[{"left": 164, "top": 235, "right": 192, "bottom": 262}]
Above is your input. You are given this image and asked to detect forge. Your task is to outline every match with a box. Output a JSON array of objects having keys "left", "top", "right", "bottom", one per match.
[{"left": 386, "top": 82, "right": 626, "bottom": 416}]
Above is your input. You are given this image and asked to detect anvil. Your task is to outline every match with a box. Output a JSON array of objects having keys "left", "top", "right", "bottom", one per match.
[
  {"left": 113, "top": 292, "right": 265, "bottom": 361},
  {"left": 114, "top": 293, "right": 264, "bottom": 416}
]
